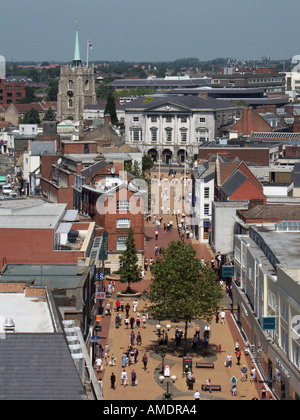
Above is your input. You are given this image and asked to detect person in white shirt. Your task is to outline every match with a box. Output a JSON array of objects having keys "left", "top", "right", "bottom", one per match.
[{"left": 194, "top": 390, "right": 200, "bottom": 400}]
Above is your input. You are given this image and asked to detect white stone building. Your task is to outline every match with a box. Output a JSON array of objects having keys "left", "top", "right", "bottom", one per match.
[{"left": 123, "top": 95, "right": 242, "bottom": 164}]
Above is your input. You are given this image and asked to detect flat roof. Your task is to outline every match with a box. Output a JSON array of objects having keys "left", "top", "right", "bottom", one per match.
[
  {"left": 0, "top": 264, "right": 84, "bottom": 289},
  {"left": 0, "top": 201, "right": 67, "bottom": 229},
  {"left": 0, "top": 293, "right": 54, "bottom": 333}
]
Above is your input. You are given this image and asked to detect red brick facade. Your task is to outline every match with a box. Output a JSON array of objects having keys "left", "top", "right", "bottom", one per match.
[{"left": 0, "top": 78, "right": 26, "bottom": 105}]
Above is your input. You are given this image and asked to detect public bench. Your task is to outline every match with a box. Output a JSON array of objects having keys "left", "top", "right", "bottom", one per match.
[
  {"left": 196, "top": 362, "right": 214, "bottom": 369},
  {"left": 201, "top": 384, "right": 221, "bottom": 392}
]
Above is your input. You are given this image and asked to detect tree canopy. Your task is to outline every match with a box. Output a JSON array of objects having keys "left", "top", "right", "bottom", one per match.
[
  {"left": 119, "top": 228, "right": 142, "bottom": 293},
  {"left": 149, "top": 241, "right": 223, "bottom": 353}
]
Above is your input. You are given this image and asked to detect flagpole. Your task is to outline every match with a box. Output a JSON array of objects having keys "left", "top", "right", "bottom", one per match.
[{"left": 87, "top": 39, "right": 89, "bottom": 67}]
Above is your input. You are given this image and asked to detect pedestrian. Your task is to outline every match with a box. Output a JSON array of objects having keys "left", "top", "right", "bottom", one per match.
[
  {"left": 220, "top": 310, "right": 226, "bottom": 325},
  {"left": 195, "top": 325, "right": 201, "bottom": 339},
  {"left": 194, "top": 390, "right": 200, "bottom": 400},
  {"left": 236, "top": 350, "right": 242, "bottom": 365},
  {"left": 142, "top": 314, "right": 147, "bottom": 329},
  {"left": 187, "top": 372, "right": 195, "bottom": 390},
  {"left": 136, "top": 314, "right": 141, "bottom": 329},
  {"left": 130, "top": 331, "right": 135, "bottom": 346},
  {"left": 226, "top": 353, "right": 232, "bottom": 368},
  {"left": 125, "top": 303, "right": 130, "bottom": 317},
  {"left": 205, "top": 379, "right": 212, "bottom": 393},
  {"left": 131, "top": 370, "right": 137, "bottom": 386},
  {"left": 155, "top": 230, "right": 158, "bottom": 241},
  {"left": 137, "top": 331, "right": 142, "bottom": 346},
  {"left": 98, "top": 343, "right": 103, "bottom": 358},
  {"left": 142, "top": 354, "right": 148, "bottom": 371},
  {"left": 110, "top": 372, "right": 116, "bottom": 390},
  {"left": 104, "top": 352, "right": 109, "bottom": 366},
  {"left": 109, "top": 354, "right": 116, "bottom": 366},
  {"left": 115, "top": 299, "right": 121, "bottom": 312},
  {"left": 120, "top": 300, "right": 124, "bottom": 312},
  {"left": 122, "top": 353, "right": 127, "bottom": 368},
  {"left": 250, "top": 366, "right": 257, "bottom": 383},
  {"left": 231, "top": 376, "right": 237, "bottom": 396},
  {"left": 133, "top": 300, "right": 138, "bottom": 313},
  {"left": 130, "top": 316, "right": 135, "bottom": 329},
  {"left": 241, "top": 365, "right": 248, "bottom": 382},
  {"left": 121, "top": 369, "right": 128, "bottom": 387},
  {"left": 105, "top": 301, "right": 111, "bottom": 316},
  {"left": 192, "top": 334, "right": 198, "bottom": 349},
  {"left": 125, "top": 317, "right": 129, "bottom": 329},
  {"left": 96, "top": 357, "right": 103, "bottom": 374}
]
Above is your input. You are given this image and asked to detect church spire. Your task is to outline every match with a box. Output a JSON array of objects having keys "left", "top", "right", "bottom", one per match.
[{"left": 73, "top": 20, "right": 81, "bottom": 68}]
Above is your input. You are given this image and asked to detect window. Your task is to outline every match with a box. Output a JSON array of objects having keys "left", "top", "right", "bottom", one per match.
[
  {"left": 268, "top": 290, "right": 276, "bottom": 311},
  {"left": 130, "top": 128, "right": 142, "bottom": 142},
  {"left": 200, "top": 117, "right": 206, "bottom": 123},
  {"left": 165, "top": 128, "right": 172, "bottom": 142},
  {"left": 204, "top": 204, "right": 210, "bottom": 215},
  {"left": 165, "top": 117, "right": 172, "bottom": 123},
  {"left": 204, "top": 187, "right": 210, "bottom": 198},
  {"left": 133, "top": 116, "right": 139, "bottom": 122},
  {"left": 180, "top": 129, "right": 187, "bottom": 143},
  {"left": 117, "top": 200, "right": 130, "bottom": 211},
  {"left": 69, "top": 80, "right": 74, "bottom": 90},
  {"left": 151, "top": 128, "right": 158, "bottom": 143},
  {"left": 117, "top": 218, "right": 130, "bottom": 228},
  {"left": 151, "top": 117, "right": 157, "bottom": 123},
  {"left": 68, "top": 99, "right": 73, "bottom": 108},
  {"left": 117, "top": 236, "right": 127, "bottom": 251}
]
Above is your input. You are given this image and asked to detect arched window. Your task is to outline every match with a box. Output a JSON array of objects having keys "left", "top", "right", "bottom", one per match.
[
  {"left": 68, "top": 99, "right": 73, "bottom": 108},
  {"left": 85, "top": 80, "right": 89, "bottom": 90},
  {"left": 69, "top": 80, "right": 74, "bottom": 90}
]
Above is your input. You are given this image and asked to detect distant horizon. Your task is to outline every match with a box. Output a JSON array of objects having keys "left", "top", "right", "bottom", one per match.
[{"left": 1, "top": 0, "right": 300, "bottom": 65}]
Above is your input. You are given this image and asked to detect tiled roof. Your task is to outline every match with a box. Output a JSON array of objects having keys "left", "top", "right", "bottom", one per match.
[{"left": 0, "top": 333, "right": 86, "bottom": 400}]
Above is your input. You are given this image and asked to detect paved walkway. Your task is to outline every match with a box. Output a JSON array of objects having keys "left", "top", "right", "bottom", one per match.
[{"left": 94, "top": 173, "right": 265, "bottom": 401}]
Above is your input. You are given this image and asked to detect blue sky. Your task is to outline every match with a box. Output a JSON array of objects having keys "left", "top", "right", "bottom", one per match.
[{"left": 1, "top": 0, "right": 300, "bottom": 63}]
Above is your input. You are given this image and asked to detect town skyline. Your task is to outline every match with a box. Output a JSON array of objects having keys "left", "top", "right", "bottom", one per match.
[{"left": 1, "top": 0, "right": 300, "bottom": 63}]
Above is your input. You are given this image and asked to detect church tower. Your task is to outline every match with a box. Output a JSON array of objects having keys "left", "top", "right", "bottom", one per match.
[{"left": 57, "top": 22, "right": 96, "bottom": 122}]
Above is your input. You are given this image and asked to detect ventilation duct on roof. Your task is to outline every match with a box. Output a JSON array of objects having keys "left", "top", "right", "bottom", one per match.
[{"left": 3, "top": 318, "right": 15, "bottom": 332}]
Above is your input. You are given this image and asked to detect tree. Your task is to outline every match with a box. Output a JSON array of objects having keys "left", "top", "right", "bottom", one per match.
[
  {"left": 21, "top": 108, "right": 40, "bottom": 124},
  {"left": 149, "top": 241, "right": 223, "bottom": 354},
  {"left": 119, "top": 228, "right": 142, "bottom": 293},
  {"left": 142, "top": 155, "right": 154, "bottom": 172},
  {"left": 104, "top": 93, "right": 118, "bottom": 125},
  {"left": 43, "top": 108, "right": 55, "bottom": 121}
]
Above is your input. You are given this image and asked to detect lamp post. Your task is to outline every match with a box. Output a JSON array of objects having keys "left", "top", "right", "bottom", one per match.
[
  {"left": 159, "top": 375, "right": 177, "bottom": 400},
  {"left": 156, "top": 324, "right": 161, "bottom": 338}
]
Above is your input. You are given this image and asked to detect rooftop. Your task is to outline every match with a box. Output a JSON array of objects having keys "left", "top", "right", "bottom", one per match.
[{"left": 0, "top": 292, "right": 54, "bottom": 334}]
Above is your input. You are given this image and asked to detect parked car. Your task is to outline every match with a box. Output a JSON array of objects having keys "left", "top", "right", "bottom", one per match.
[{"left": 2, "top": 185, "right": 13, "bottom": 195}]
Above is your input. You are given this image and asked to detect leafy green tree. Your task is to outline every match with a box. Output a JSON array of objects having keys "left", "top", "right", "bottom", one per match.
[
  {"left": 149, "top": 241, "right": 223, "bottom": 354},
  {"left": 142, "top": 155, "right": 154, "bottom": 172},
  {"left": 104, "top": 93, "right": 118, "bottom": 125},
  {"left": 21, "top": 108, "right": 41, "bottom": 124},
  {"left": 43, "top": 108, "right": 55, "bottom": 121},
  {"left": 119, "top": 228, "right": 142, "bottom": 293},
  {"left": 46, "top": 80, "right": 58, "bottom": 101}
]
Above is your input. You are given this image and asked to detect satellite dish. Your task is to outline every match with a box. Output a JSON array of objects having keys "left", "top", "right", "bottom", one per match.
[{"left": 57, "top": 158, "right": 62, "bottom": 165}]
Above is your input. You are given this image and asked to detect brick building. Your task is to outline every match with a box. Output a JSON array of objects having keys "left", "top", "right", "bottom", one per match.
[
  {"left": 0, "top": 200, "right": 95, "bottom": 270},
  {"left": 0, "top": 77, "right": 26, "bottom": 106},
  {"left": 80, "top": 161, "right": 146, "bottom": 273}
]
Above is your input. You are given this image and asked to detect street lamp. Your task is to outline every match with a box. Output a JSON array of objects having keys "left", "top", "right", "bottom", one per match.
[
  {"left": 156, "top": 324, "right": 161, "bottom": 337},
  {"left": 159, "top": 375, "right": 177, "bottom": 400}
]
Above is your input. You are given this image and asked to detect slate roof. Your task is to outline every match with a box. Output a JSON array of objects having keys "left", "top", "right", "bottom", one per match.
[
  {"left": 122, "top": 95, "right": 240, "bottom": 111},
  {"left": 220, "top": 170, "right": 247, "bottom": 197},
  {"left": 0, "top": 333, "right": 86, "bottom": 400}
]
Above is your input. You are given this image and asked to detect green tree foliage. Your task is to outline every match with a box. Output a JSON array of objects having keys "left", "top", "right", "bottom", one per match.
[
  {"left": 149, "top": 241, "right": 223, "bottom": 354},
  {"left": 43, "top": 108, "right": 55, "bottom": 121},
  {"left": 104, "top": 93, "right": 118, "bottom": 125},
  {"left": 46, "top": 80, "right": 59, "bottom": 101},
  {"left": 142, "top": 155, "right": 154, "bottom": 172},
  {"left": 21, "top": 108, "right": 41, "bottom": 124},
  {"left": 119, "top": 228, "right": 142, "bottom": 293}
]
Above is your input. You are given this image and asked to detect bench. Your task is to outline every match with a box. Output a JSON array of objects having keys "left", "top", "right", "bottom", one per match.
[
  {"left": 196, "top": 362, "right": 214, "bottom": 369},
  {"left": 201, "top": 384, "right": 221, "bottom": 392}
]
